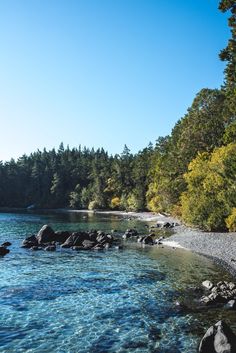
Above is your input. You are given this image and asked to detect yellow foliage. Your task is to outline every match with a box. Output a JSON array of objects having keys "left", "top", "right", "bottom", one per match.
[
  {"left": 181, "top": 143, "right": 236, "bottom": 231},
  {"left": 110, "top": 197, "right": 121, "bottom": 209},
  {"left": 226, "top": 208, "right": 236, "bottom": 232}
]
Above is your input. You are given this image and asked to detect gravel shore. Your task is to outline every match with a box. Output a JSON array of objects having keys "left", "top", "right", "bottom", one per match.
[{"left": 163, "top": 224, "right": 236, "bottom": 276}]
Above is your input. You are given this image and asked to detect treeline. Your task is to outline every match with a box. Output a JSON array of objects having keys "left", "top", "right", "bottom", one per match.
[
  {"left": 1, "top": 0, "right": 236, "bottom": 231},
  {"left": 0, "top": 143, "right": 153, "bottom": 211}
]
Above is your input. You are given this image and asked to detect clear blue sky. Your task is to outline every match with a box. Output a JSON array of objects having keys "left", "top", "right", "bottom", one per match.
[{"left": 0, "top": 0, "right": 230, "bottom": 161}]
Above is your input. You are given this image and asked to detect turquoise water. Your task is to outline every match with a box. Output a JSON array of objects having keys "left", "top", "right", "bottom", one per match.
[{"left": 0, "top": 211, "right": 235, "bottom": 353}]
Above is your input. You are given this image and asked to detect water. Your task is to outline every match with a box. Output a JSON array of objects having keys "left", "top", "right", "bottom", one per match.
[{"left": 0, "top": 211, "right": 235, "bottom": 353}]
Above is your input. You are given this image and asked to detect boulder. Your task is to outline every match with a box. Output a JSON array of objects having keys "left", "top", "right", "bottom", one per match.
[
  {"left": 97, "top": 233, "right": 113, "bottom": 244},
  {"left": 199, "top": 320, "right": 236, "bottom": 353},
  {"left": 88, "top": 231, "right": 98, "bottom": 242},
  {"left": 202, "top": 280, "right": 214, "bottom": 290},
  {"left": 0, "top": 246, "right": 10, "bottom": 256},
  {"left": 54, "top": 231, "right": 71, "bottom": 244},
  {"left": 82, "top": 240, "right": 96, "bottom": 249},
  {"left": 1, "top": 241, "right": 12, "bottom": 247},
  {"left": 36, "top": 225, "right": 55, "bottom": 244},
  {"left": 225, "top": 300, "right": 236, "bottom": 310},
  {"left": 61, "top": 232, "right": 88, "bottom": 248},
  {"left": 22, "top": 235, "right": 38, "bottom": 248},
  {"left": 142, "top": 235, "right": 154, "bottom": 245}
]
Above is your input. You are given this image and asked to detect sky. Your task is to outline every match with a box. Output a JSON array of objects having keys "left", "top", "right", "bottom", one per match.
[{"left": 0, "top": 0, "right": 230, "bottom": 161}]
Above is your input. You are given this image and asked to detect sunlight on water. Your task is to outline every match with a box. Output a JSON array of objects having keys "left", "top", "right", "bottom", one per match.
[{"left": 0, "top": 211, "right": 234, "bottom": 353}]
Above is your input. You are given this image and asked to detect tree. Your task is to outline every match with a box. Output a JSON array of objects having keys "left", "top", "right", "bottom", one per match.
[{"left": 181, "top": 143, "right": 236, "bottom": 231}]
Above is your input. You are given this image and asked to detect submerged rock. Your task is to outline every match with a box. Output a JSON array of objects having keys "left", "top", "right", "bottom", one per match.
[
  {"left": 199, "top": 320, "right": 236, "bottom": 353},
  {"left": 0, "top": 246, "right": 10, "bottom": 256},
  {"left": 1, "top": 241, "right": 12, "bottom": 247}
]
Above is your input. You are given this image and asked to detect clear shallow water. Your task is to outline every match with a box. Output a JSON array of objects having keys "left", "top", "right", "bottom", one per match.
[{"left": 0, "top": 211, "right": 235, "bottom": 353}]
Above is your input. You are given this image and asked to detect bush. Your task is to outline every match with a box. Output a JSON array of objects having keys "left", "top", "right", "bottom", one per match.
[
  {"left": 226, "top": 208, "right": 236, "bottom": 231},
  {"left": 110, "top": 197, "right": 121, "bottom": 209},
  {"left": 181, "top": 144, "right": 236, "bottom": 231},
  {"left": 88, "top": 200, "right": 99, "bottom": 210}
]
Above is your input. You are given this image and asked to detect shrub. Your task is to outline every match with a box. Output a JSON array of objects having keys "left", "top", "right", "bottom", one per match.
[
  {"left": 110, "top": 197, "right": 121, "bottom": 209},
  {"left": 226, "top": 208, "right": 236, "bottom": 232}
]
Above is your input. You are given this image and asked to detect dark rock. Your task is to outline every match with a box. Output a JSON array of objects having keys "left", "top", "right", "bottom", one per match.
[
  {"left": 93, "top": 244, "right": 104, "bottom": 250},
  {"left": 36, "top": 225, "right": 55, "bottom": 244},
  {"left": 30, "top": 246, "right": 42, "bottom": 251},
  {"left": 1, "top": 241, "right": 12, "bottom": 247},
  {"left": 44, "top": 245, "right": 56, "bottom": 251},
  {"left": 54, "top": 231, "right": 71, "bottom": 244},
  {"left": 72, "top": 246, "right": 84, "bottom": 251},
  {"left": 88, "top": 231, "right": 98, "bottom": 242},
  {"left": 123, "top": 229, "right": 138, "bottom": 238},
  {"left": 97, "top": 233, "right": 113, "bottom": 244},
  {"left": 61, "top": 232, "right": 88, "bottom": 248},
  {"left": 0, "top": 246, "right": 10, "bottom": 256},
  {"left": 73, "top": 232, "right": 89, "bottom": 246},
  {"left": 199, "top": 320, "right": 236, "bottom": 353},
  {"left": 162, "top": 222, "right": 174, "bottom": 228},
  {"left": 82, "top": 240, "right": 96, "bottom": 249},
  {"left": 142, "top": 235, "right": 154, "bottom": 245},
  {"left": 22, "top": 235, "right": 38, "bottom": 248},
  {"left": 138, "top": 235, "right": 154, "bottom": 245}
]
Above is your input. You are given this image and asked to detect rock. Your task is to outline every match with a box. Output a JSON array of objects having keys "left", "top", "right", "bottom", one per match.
[
  {"left": 72, "top": 246, "right": 84, "bottom": 251},
  {"left": 115, "top": 245, "right": 123, "bottom": 250},
  {"left": 162, "top": 222, "right": 174, "bottom": 228},
  {"left": 224, "top": 300, "right": 236, "bottom": 310},
  {"left": 154, "top": 236, "right": 164, "bottom": 245},
  {"left": 61, "top": 232, "right": 88, "bottom": 248},
  {"left": 1, "top": 241, "right": 12, "bottom": 247},
  {"left": 229, "top": 282, "right": 236, "bottom": 291},
  {"left": 44, "top": 245, "right": 56, "bottom": 251},
  {"left": 142, "top": 235, "right": 154, "bottom": 245},
  {"left": 88, "top": 231, "right": 98, "bottom": 242},
  {"left": 199, "top": 320, "right": 236, "bottom": 353},
  {"left": 0, "top": 246, "right": 10, "bottom": 256},
  {"left": 73, "top": 232, "right": 90, "bottom": 246},
  {"left": 36, "top": 225, "right": 55, "bottom": 244},
  {"left": 30, "top": 246, "right": 42, "bottom": 251},
  {"left": 97, "top": 233, "right": 113, "bottom": 244},
  {"left": 202, "top": 280, "right": 214, "bottom": 290},
  {"left": 22, "top": 235, "right": 38, "bottom": 248},
  {"left": 93, "top": 244, "right": 104, "bottom": 250},
  {"left": 124, "top": 229, "right": 138, "bottom": 238},
  {"left": 82, "top": 240, "right": 96, "bottom": 249},
  {"left": 54, "top": 231, "right": 71, "bottom": 244}
]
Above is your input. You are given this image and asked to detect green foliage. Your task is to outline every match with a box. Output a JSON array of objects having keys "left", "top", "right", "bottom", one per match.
[
  {"left": 219, "top": 0, "right": 236, "bottom": 88},
  {"left": 147, "top": 88, "right": 225, "bottom": 213},
  {"left": 226, "top": 208, "right": 236, "bottom": 231}
]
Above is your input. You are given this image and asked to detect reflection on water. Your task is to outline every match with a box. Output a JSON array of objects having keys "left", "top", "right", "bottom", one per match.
[{"left": 0, "top": 211, "right": 234, "bottom": 353}]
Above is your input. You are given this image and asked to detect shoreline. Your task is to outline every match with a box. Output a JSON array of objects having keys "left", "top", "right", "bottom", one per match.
[{"left": 1, "top": 207, "right": 236, "bottom": 276}]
